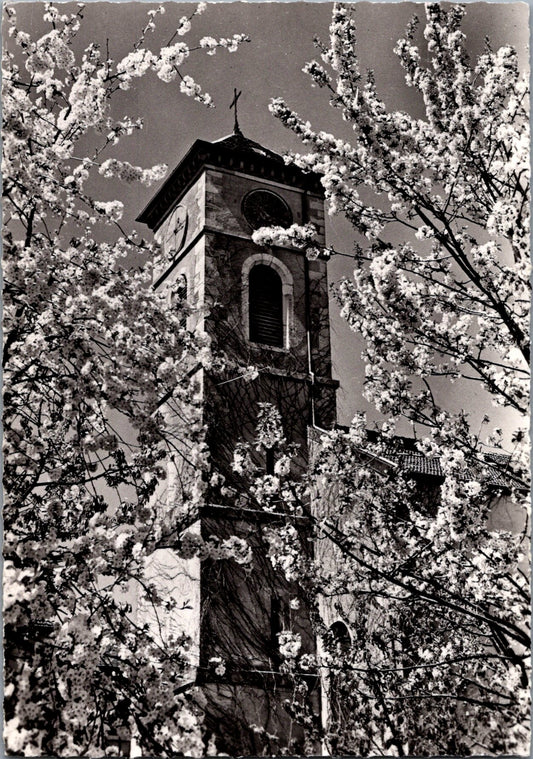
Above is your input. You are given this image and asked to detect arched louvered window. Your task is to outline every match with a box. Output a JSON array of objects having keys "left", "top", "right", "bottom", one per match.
[
  {"left": 242, "top": 254, "right": 292, "bottom": 349},
  {"left": 249, "top": 264, "right": 283, "bottom": 347}
]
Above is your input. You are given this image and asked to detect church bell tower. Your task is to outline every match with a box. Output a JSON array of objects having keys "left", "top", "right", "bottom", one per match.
[{"left": 137, "top": 123, "right": 338, "bottom": 754}]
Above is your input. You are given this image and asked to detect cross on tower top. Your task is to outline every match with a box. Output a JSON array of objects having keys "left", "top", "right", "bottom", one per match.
[{"left": 229, "top": 88, "right": 242, "bottom": 135}]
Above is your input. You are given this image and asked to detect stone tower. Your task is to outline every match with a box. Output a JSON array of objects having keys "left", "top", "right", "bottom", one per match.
[{"left": 137, "top": 130, "right": 338, "bottom": 754}]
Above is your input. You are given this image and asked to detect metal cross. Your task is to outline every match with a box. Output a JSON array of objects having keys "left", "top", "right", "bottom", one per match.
[{"left": 229, "top": 88, "right": 242, "bottom": 135}]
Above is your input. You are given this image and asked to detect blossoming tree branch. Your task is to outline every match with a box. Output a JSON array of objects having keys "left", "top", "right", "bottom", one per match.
[
  {"left": 250, "top": 3, "right": 530, "bottom": 754},
  {"left": 3, "top": 3, "right": 249, "bottom": 756}
]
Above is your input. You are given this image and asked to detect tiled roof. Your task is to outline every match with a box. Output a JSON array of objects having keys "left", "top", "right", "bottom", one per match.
[
  {"left": 380, "top": 446, "right": 512, "bottom": 488},
  {"left": 313, "top": 425, "right": 517, "bottom": 490}
]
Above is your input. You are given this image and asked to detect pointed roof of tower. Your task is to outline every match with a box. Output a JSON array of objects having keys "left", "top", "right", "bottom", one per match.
[
  {"left": 213, "top": 131, "right": 284, "bottom": 163},
  {"left": 136, "top": 129, "right": 323, "bottom": 231}
]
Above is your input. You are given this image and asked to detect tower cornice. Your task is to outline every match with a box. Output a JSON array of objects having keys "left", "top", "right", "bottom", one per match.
[{"left": 136, "top": 137, "right": 324, "bottom": 232}]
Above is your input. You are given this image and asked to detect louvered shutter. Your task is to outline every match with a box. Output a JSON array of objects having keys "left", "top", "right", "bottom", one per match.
[{"left": 249, "top": 265, "right": 283, "bottom": 347}]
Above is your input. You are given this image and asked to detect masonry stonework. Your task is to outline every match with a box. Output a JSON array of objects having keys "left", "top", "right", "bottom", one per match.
[{"left": 137, "top": 132, "right": 338, "bottom": 753}]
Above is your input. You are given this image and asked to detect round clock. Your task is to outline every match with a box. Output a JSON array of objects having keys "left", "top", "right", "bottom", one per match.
[
  {"left": 163, "top": 204, "right": 188, "bottom": 258},
  {"left": 242, "top": 189, "right": 293, "bottom": 230}
]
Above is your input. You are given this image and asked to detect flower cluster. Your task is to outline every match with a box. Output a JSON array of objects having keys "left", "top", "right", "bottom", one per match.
[
  {"left": 252, "top": 221, "right": 319, "bottom": 252},
  {"left": 99, "top": 158, "right": 167, "bottom": 186},
  {"left": 278, "top": 630, "right": 302, "bottom": 659}
]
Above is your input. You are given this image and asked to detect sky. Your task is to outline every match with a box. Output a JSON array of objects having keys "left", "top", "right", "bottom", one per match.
[{"left": 7, "top": 0, "right": 529, "bottom": 433}]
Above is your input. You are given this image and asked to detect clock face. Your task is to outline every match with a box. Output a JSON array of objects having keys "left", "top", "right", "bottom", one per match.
[
  {"left": 242, "top": 189, "right": 293, "bottom": 230},
  {"left": 163, "top": 205, "right": 188, "bottom": 258}
]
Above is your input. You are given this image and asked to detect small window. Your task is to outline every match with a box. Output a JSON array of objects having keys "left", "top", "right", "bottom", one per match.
[
  {"left": 265, "top": 448, "right": 275, "bottom": 475},
  {"left": 176, "top": 273, "right": 187, "bottom": 302},
  {"left": 327, "top": 621, "right": 352, "bottom": 736},
  {"left": 329, "top": 621, "right": 351, "bottom": 652},
  {"left": 171, "top": 274, "right": 187, "bottom": 328},
  {"left": 249, "top": 265, "right": 283, "bottom": 347},
  {"left": 270, "top": 596, "right": 290, "bottom": 649}
]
